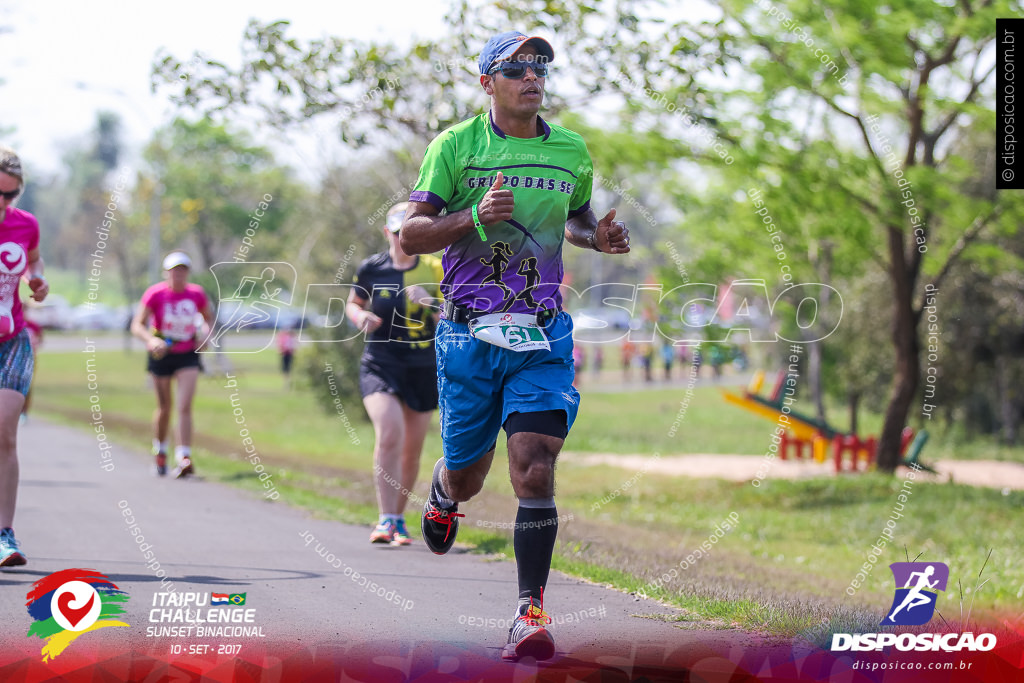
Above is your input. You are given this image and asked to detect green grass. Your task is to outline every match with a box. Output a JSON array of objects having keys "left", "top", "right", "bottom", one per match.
[
  {"left": 570, "top": 386, "right": 773, "bottom": 455},
  {"left": 555, "top": 467, "right": 1024, "bottom": 621},
  {"left": 30, "top": 346, "right": 1024, "bottom": 637}
]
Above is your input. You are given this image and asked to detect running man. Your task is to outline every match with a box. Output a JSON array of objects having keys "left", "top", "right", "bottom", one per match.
[
  {"left": 346, "top": 202, "right": 443, "bottom": 547},
  {"left": 131, "top": 252, "right": 215, "bottom": 478},
  {"left": 400, "top": 31, "right": 629, "bottom": 660},
  {"left": 0, "top": 146, "right": 49, "bottom": 567},
  {"left": 887, "top": 564, "right": 939, "bottom": 622}
]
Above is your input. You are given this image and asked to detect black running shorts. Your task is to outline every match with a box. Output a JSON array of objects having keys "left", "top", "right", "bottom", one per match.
[
  {"left": 148, "top": 350, "right": 202, "bottom": 377},
  {"left": 359, "top": 359, "right": 438, "bottom": 413}
]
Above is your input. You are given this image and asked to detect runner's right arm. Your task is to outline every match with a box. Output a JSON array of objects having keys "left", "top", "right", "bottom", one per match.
[
  {"left": 130, "top": 301, "right": 167, "bottom": 356},
  {"left": 346, "top": 287, "right": 382, "bottom": 333},
  {"left": 401, "top": 173, "right": 513, "bottom": 255}
]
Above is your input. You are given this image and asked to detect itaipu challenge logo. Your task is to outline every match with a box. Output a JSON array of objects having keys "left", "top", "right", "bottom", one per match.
[{"left": 25, "top": 569, "right": 130, "bottom": 661}]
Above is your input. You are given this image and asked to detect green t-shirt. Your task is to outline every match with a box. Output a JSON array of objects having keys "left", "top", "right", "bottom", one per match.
[{"left": 410, "top": 111, "right": 593, "bottom": 314}]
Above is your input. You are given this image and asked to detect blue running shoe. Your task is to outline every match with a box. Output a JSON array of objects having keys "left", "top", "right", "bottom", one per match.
[
  {"left": 0, "top": 527, "right": 27, "bottom": 567},
  {"left": 391, "top": 518, "right": 413, "bottom": 546}
]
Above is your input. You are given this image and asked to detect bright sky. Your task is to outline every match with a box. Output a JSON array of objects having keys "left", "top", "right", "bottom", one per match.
[{"left": 1, "top": 1, "right": 451, "bottom": 178}]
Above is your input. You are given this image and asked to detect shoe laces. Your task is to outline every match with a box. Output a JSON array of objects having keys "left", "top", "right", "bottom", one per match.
[
  {"left": 517, "top": 588, "right": 551, "bottom": 627},
  {"left": 425, "top": 504, "right": 465, "bottom": 542}
]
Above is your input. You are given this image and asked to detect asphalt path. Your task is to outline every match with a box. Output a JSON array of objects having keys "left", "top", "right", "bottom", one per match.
[{"left": 0, "top": 417, "right": 771, "bottom": 680}]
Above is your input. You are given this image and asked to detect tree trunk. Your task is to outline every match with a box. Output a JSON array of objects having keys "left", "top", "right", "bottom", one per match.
[
  {"left": 807, "top": 242, "right": 832, "bottom": 424},
  {"left": 111, "top": 237, "right": 140, "bottom": 306},
  {"left": 996, "top": 355, "right": 1020, "bottom": 445},
  {"left": 196, "top": 226, "right": 216, "bottom": 272},
  {"left": 848, "top": 391, "right": 860, "bottom": 435},
  {"left": 876, "top": 227, "right": 921, "bottom": 471},
  {"left": 810, "top": 341, "right": 827, "bottom": 424},
  {"left": 877, "top": 348, "right": 919, "bottom": 470}
]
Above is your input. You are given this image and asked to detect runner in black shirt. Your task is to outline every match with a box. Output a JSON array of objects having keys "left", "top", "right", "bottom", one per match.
[{"left": 346, "top": 202, "right": 443, "bottom": 546}]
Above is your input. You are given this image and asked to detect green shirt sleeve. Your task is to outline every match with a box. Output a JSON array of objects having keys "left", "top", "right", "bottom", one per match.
[
  {"left": 410, "top": 132, "right": 458, "bottom": 211},
  {"left": 569, "top": 139, "right": 594, "bottom": 215}
]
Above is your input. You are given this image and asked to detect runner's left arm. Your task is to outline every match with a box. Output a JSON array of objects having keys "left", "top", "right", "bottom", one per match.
[
  {"left": 196, "top": 302, "right": 216, "bottom": 351},
  {"left": 562, "top": 144, "right": 629, "bottom": 254},
  {"left": 564, "top": 210, "right": 630, "bottom": 254}
]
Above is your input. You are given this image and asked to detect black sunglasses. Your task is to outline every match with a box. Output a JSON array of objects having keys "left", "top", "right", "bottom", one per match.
[
  {"left": 489, "top": 61, "right": 549, "bottom": 79},
  {"left": 0, "top": 188, "right": 19, "bottom": 201}
]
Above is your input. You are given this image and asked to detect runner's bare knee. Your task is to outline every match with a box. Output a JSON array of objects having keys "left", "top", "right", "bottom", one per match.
[
  {"left": 445, "top": 447, "right": 495, "bottom": 500},
  {"left": 506, "top": 417, "right": 564, "bottom": 498}
]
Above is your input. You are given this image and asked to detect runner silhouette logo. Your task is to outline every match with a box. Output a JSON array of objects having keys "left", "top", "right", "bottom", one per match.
[
  {"left": 206, "top": 261, "right": 297, "bottom": 354},
  {"left": 882, "top": 562, "right": 949, "bottom": 626}
]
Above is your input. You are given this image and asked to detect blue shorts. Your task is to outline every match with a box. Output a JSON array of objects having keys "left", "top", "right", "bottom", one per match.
[
  {"left": 0, "top": 328, "right": 34, "bottom": 396},
  {"left": 435, "top": 311, "right": 579, "bottom": 470}
]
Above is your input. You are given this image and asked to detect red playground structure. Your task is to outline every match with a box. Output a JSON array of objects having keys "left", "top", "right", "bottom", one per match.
[{"left": 722, "top": 370, "right": 928, "bottom": 472}]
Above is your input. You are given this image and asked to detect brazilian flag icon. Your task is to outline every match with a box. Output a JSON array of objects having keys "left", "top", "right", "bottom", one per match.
[{"left": 228, "top": 593, "right": 247, "bottom": 605}]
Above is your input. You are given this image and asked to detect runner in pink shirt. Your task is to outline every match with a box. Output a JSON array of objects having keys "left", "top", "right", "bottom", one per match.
[
  {"left": 130, "top": 252, "right": 215, "bottom": 478},
  {"left": 276, "top": 326, "right": 298, "bottom": 388},
  {"left": 0, "top": 146, "right": 49, "bottom": 568}
]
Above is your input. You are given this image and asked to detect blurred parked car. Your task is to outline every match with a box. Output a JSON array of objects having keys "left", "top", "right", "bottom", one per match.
[
  {"left": 213, "top": 301, "right": 309, "bottom": 331},
  {"left": 71, "top": 303, "right": 126, "bottom": 330},
  {"left": 24, "top": 294, "right": 73, "bottom": 330}
]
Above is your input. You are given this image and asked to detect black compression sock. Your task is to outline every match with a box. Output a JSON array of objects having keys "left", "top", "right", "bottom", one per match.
[{"left": 513, "top": 501, "right": 558, "bottom": 603}]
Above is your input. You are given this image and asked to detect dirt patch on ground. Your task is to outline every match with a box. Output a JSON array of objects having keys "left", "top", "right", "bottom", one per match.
[{"left": 562, "top": 452, "right": 1024, "bottom": 490}]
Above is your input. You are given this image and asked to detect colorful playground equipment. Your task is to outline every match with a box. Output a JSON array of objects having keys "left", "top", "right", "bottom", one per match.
[{"left": 722, "top": 371, "right": 928, "bottom": 473}]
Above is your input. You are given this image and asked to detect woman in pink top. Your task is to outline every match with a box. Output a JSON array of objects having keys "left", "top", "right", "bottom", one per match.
[
  {"left": 0, "top": 147, "right": 49, "bottom": 568},
  {"left": 276, "top": 326, "right": 298, "bottom": 388},
  {"left": 130, "top": 252, "right": 215, "bottom": 478}
]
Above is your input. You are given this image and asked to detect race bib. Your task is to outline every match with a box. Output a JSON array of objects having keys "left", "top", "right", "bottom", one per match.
[{"left": 469, "top": 313, "right": 551, "bottom": 352}]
